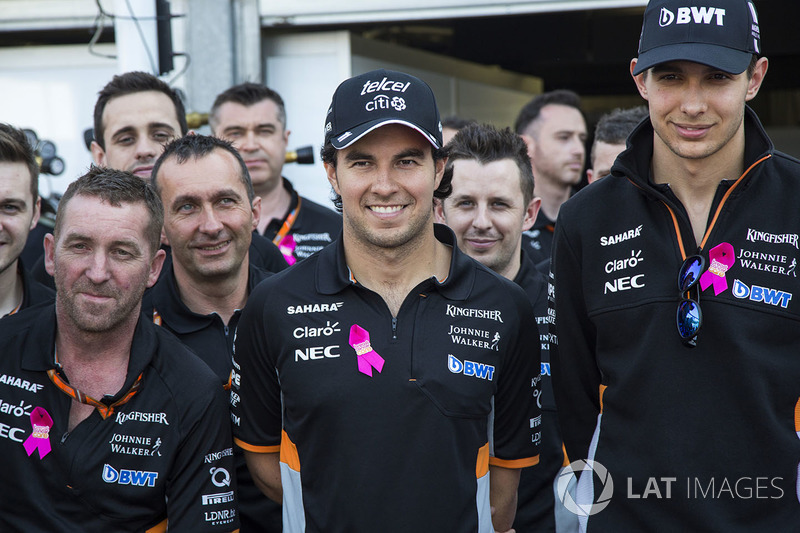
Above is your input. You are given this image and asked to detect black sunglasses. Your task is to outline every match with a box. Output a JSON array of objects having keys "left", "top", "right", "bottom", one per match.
[{"left": 676, "top": 255, "right": 706, "bottom": 347}]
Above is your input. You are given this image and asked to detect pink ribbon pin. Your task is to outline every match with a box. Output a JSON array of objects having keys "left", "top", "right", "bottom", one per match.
[
  {"left": 349, "top": 324, "right": 385, "bottom": 377},
  {"left": 23, "top": 407, "right": 53, "bottom": 459},
  {"left": 278, "top": 234, "right": 297, "bottom": 266},
  {"left": 699, "top": 242, "right": 735, "bottom": 296}
]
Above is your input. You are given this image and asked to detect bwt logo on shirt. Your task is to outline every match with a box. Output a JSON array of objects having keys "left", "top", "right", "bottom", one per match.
[
  {"left": 448, "top": 354, "right": 495, "bottom": 381},
  {"left": 659, "top": 6, "right": 726, "bottom": 27},
  {"left": 102, "top": 464, "right": 158, "bottom": 487}
]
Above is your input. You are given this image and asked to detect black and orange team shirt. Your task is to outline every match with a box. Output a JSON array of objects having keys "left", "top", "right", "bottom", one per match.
[
  {"left": 0, "top": 304, "right": 239, "bottom": 532},
  {"left": 261, "top": 178, "right": 342, "bottom": 264},
  {"left": 232, "top": 224, "right": 541, "bottom": 533}
]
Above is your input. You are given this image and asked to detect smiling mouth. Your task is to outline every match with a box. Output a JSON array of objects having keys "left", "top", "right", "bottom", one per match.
[
  {"left": 197, "top": 240, "right": 231, "bottom": 251},
  {"left": 369, "top": 205, "right": 404, "bottom": 214}
]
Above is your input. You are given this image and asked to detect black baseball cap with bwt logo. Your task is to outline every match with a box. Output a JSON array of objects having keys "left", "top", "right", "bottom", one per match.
[
  {"left": 632, "top": 0, "right": 761, "bottom": 75},
  {"left": 324, "top": 69, "right": 443, "bottom": 150}
]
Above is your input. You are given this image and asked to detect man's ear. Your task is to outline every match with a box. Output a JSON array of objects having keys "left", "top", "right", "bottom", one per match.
[
  {"left": 433, "top": 198, "right": 446, "bottom": 224},
  {"left": 325, "top": 162, "right": 340, "bottom": 196},
  {"left": 90, "top": 140, "right": 107, "bottom": 166},
  {"left": 522, "top": 197, "right": 541, "bottom": 232},
  {"left": 630, "top": 58, "right": 649, "bottom": 101}
]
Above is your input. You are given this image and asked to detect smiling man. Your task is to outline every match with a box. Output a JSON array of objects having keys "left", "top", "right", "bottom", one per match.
[
  {"left": 231, "top": 69, "right": 541, "bottom": 533},
  {"left": 0, "top": 167, "right": 237, "bottom": 531},
  {"left": 435, "top": 124, "right": 569, "bottom": 532},
  {"left": 551, "top": 0, "right": 800, "bottom": 530},
  {"left": 147, "top": 134, "right": 277, "bottom": 532},
  {"left": 0, "top": 123, "right": 53, "bottom": 317}
]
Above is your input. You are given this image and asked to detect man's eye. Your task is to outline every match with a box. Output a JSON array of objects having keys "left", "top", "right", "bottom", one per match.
[{"left": 0, "top": 204, "right": 20, "bottom": 213}]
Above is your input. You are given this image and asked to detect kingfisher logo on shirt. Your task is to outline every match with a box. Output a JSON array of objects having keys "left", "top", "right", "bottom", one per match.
[{"left": 447, "top": 354, "right": 495, "bottom": 381}]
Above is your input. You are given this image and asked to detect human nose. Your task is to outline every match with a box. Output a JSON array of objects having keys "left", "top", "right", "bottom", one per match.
[
  {"left": 472, "top": 204, "right": 492, "bottom": 230},
  {"left": 680, "top": 81, "right": 708, "bottom": 116},
  {"left": 199, "top": 206, "right": 224, "bottom": 235},
  {"left": 240, "top": 130, "right": 258, "bottom": 152},
  {"left": 371, "top": 166, "right": 399, "bottom": 196},
  {"left": 84, "top": 251, "right": 112, "bottom": 284},
  {"left": 135, "top": 137, "right": 158, "bottom": 161}
]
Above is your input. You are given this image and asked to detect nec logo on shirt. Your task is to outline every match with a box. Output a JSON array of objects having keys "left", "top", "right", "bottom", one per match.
[
  {"left": 659, "top": 6, "right": 726, "bottom": 27},
  {"left": 448, "top": 354, "right": 495, "bottom": 381}
]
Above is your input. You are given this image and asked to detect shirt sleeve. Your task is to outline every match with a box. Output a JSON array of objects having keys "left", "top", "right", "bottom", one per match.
[
  {"left": 231, "top": 281, "right": 282, "bottom": 453},
  {"left": 550, "top": 213, "right": 603, "bottom": 465},
  {"left": 490, "top": 282, "right": 542, "bottom": 468},
  {"left": 166, "top": 381, "right": 240, "bottom": 531}
]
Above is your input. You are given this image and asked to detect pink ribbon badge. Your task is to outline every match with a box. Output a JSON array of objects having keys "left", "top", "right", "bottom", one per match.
[
  {"left": 278, "top": 234, "right": 297, "bottom": 266},
  {"left": 23, "top": 407, "right": 53, "bottom": 459},
  {"left": 699, "top": 242, "right": 735, "bottom": 296},
  {"left": 349, "top": 324, "right": 385, "bottom": 377}
]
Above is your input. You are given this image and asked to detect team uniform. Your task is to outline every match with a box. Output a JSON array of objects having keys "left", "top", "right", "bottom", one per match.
[
  {"left": 513, "top": 249, "right": 564, "bottom": 532},
  {"left": 2, "top": 259, "right": 54, "bottom": 318},
  {"left": 0, "top": 304, "right": 239, "bottom": 532},
  {"left": 551, "top": 109, "right": 800, "bottom": 529},
  {"left": 232, "top": 224, "right": 541, "bottom": 533},
  {"left": 141, "top": 262, "right": 279, "bottom": 532},
  {"left": 523, "top": 210, "right": 556, "bottom": 264},
  {"left": 261, "top": 178, "right": 342, "bottom": 264}
]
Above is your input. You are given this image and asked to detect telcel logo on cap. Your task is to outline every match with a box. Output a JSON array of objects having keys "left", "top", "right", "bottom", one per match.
[
  {"left": 659, "top": 6, "right": 726, "bottom": 27},
  {"left": 360, "top": 77, "right": 411, "bottom": 96}
]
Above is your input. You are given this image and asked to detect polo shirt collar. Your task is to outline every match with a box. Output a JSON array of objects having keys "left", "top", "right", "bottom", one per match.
[
  {"left": 316, "top": 223, "right": 474, "bottom": 301},
  {"left": 150, "top": 262, "right": 264, "bottom": 334},
  {"left": 21, "top": 303, "right": 157, "bottom": 402}
]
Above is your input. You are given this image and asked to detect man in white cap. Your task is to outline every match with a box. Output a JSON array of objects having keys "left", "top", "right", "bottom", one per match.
[
  {"left": 552, "top": 0, "right": 800, "bottom": 530},
  {"left": 231, "top": 69, "right": 541, "bottom": 533}
]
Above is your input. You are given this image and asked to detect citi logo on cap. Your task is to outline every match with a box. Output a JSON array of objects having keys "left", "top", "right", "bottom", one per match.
[
  {"left": 659, "top": 6, "right": 726, "bottom": 27},
  {"left": 360, "top": 76, "right": 411, "bottom": 96}
]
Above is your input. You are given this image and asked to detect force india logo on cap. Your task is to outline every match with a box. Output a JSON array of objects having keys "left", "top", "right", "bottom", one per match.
[{"left": 659, "top": 6, "right": 727, "bottom": 27}]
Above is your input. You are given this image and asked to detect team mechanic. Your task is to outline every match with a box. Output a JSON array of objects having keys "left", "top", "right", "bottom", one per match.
[
  {"left": 0, "top": 168, "right": 238, "bottom": 532},
  {"left": 231, "top": 69, "right": 541, "bottom": 532},
  {"left": 551, "top": 0, "right": 800, "bottom": 530},
  {"left": 143, "top": 134, "right": 278, "bottom": 532}
]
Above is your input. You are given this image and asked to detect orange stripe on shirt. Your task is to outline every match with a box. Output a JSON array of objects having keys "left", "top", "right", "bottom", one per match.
[
  {"left": 490, "top": 454, "right": 540, "bottom": 469},
  {"left": 599, "top": 384, "right": 607, "bottom": 413},
  {"left": 234, "top": 437, "right": 280, "bottom": 454},
  {"left": 795, "top": 398, "right": 800, "bottom": 432},
  {"left": 281, "top": 430, "right": 301, "bottom": 472},
  {"left": 476, "top": 442, "right": 490, "bottom": 478}
]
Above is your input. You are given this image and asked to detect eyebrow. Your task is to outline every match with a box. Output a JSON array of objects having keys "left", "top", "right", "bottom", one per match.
[
  {"left": 0, "top": 197, "right": 28, "bottom": 208},
  {"left": 62, "top": 233, "right": 143, "bottom": 252},
  {"left": 170, "top": 189, "right": 244, "bottom": 209},
  {"left": 110, "top": 122, "right": 177, "bottom": 139}
]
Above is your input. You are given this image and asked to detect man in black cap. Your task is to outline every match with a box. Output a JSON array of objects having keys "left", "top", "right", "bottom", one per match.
[
  {"left": 552, "top": 0, "right": 800, "bottom": 530},
  {"left": 231, "top": 69, "right": 541, "bottom": 533}
]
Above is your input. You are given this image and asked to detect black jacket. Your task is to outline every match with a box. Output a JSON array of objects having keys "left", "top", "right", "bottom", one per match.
[{"left": 551, "top": 107, "right": 800, "bottom": 530}]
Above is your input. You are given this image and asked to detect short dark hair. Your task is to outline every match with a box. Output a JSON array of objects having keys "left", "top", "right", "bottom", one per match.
[
  {"left": 209, "top": 82, "right": 287, "bottom": 132},
  {"left": 514, "top": 89, "right": 583, "bottom": 136},
  {"left": 591, "top": 106, "right": 649, "bottom": 164},
  {"left": 0, "top": 123, "right": 39, "bottom": 200},
  {"left": 442, "top": 116, "right": 477, "bottom": 132},
  {"left": 320, "top": 137, "right": 450, "bottom": 212},
  {"left": 93, "top": 71, "right": 188, "bottom": 150},
  {"left": 151, "top": 134, "right": 255, "bottom": 204},
  {"left": 443, "top": 123, "right": 534, "bottom": 207},
  {"left": 55, "top": 165, "right": 163, "bottom": 255}
]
